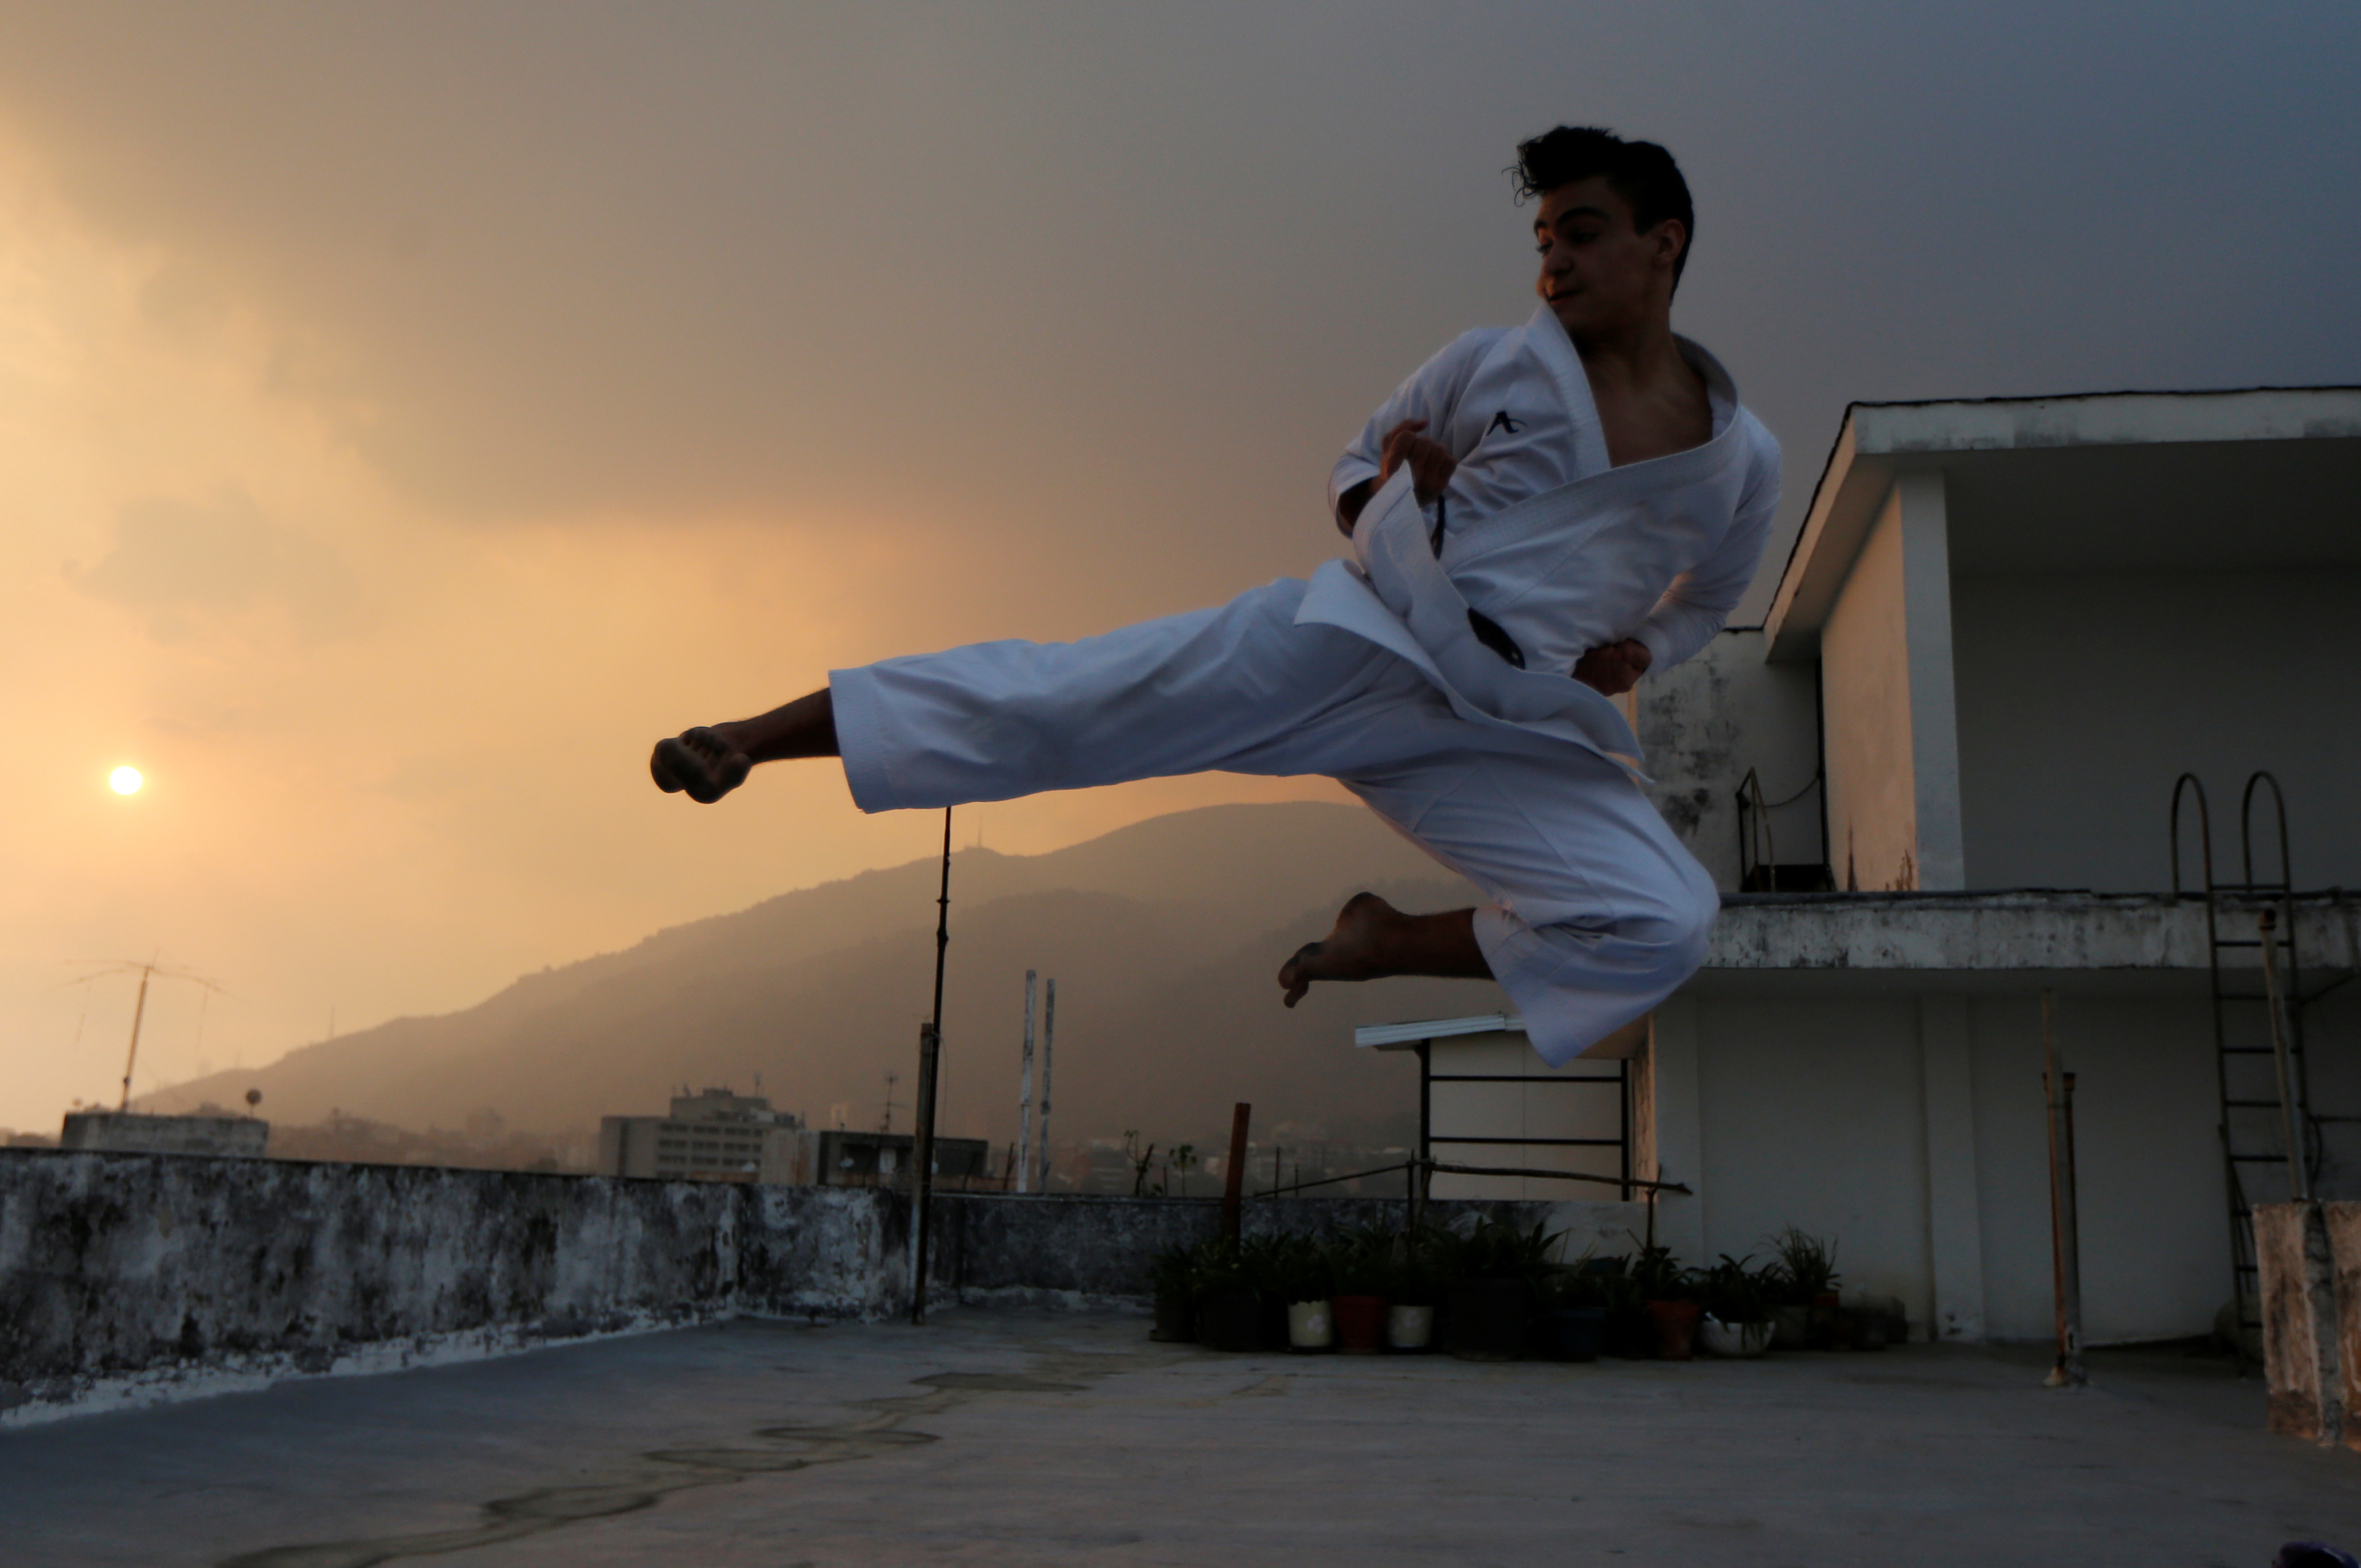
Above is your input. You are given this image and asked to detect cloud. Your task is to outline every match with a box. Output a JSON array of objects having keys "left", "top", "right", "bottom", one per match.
[{"left": 72, "top": 489, "right": 369, "bottom": 644}]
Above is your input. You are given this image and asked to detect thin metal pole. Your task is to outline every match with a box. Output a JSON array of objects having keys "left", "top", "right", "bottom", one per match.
[
  {"left": 1036, "top": 978, "right": 1055, "bottom": 1194},
  {"left": 910, "top": 806, "right": 952, "bottom": 1326},
  {"left": 1016, "top": 971, "right": 1036, "bottom": 1194},
  {"left": 118, "top": 966, "right": 152, "bottom": 1112},
  {"left": 1413, "top": 1040, "right": 1432, "bottom": 1229},
  {"left": 2042, "top": 990, "right": 2086, "bottom": 1388},
  {"left": 2258, "top": 910, "right": 2311, "bottom": 1203},
  {"left": 1222, "top": 1102, "right": 1250, "bottom": 1242}
]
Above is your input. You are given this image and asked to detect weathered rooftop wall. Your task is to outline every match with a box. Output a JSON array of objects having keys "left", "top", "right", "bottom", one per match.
[
  {"left": 0, "top": 1150, "right": 901, "bottom": 1424},
  {"left": 1, "top": 1151, "right": 1609, "bottom": 1425}
]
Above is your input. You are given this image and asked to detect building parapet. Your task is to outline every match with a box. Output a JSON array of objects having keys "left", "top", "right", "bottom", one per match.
[{"left": 1705, "top": 889, "right": 2359, "bottom": 975}]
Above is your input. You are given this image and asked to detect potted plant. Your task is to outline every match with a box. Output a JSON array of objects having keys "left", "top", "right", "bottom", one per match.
[
  {"left": 1768, "top": 1228, "right": 1840, "bottom": 1350},
  {"left": 1580, "top": 1255, "right": 1651, "bottom": 1358},
  {"left": 1536, "top": 1254, "right": 1607, "bottom": 1362},
  {"left": 1328, "top": 1226, "right": 1392, "bottom": 1354},
  {"left": 1277, "top": 1234, "right": 1334, "bottom": 1352},
  {"left": 1443, "top": 1217, "right": 1559, "bottom": 1362},
  {"left": 1629, "top": 1237, "right": 1701, "bottom": 1361},
  {"left": 1194, "top": 1236, "right": 1275, "bottom": 1353},
  {"left": 1148, "top": 1241, "right": 1197, "bottom": 1343},
  {"left": 1387, "top": 1228, "right": 1441, "bottom": 1351},
  {"left": 1698, "top": 1253, "right": 1774, "bottom": 1358}
]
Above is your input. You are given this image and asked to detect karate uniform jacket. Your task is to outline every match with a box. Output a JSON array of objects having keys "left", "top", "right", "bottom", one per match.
[{"left": 1306, "top": 305, "right": 1781, "bottom": 774}]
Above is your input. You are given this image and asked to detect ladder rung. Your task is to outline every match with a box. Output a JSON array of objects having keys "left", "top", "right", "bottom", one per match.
[
  {"left": 2219, "top": 1046, "right": 2278, "bottom": 1054},
  {"left": 2229, "top": 1153, "right": 2293, "bottom": 1162},
  {"left": 2223, "top": 1099, "right": 2292, "bottom": 1108}
]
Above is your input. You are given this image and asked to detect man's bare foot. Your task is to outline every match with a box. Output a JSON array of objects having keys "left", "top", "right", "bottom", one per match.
[
  {"left": 1278, "top": 893, "right": 1490, "bottom": 1006},
  {"left": 651, "top": 726, "right": 752, "bottom": 804}
]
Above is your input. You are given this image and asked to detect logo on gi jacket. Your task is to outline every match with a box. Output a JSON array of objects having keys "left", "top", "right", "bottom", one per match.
[{"left": 1486, "top": 409, "right": 1525, "bottom": 436}]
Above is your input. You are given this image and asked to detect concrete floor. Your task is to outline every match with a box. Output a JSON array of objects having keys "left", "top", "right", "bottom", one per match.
[{"left": 6, "top": 1313, "right": 2361, "bottom": 1567}]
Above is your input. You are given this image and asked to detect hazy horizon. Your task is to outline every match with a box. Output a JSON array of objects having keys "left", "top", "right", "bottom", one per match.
[{"left": 5, "top": 2, "right": 2356, "bottom": 1133}]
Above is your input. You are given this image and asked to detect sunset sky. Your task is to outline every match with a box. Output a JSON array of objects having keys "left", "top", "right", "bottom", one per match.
[{"left": 4, "top": 2, "right": 2356, "bottom": 1133}]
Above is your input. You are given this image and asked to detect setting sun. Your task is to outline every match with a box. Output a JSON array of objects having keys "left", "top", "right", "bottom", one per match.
[{"left": 108, "top": 766, "right": 142, "bottom": 795}]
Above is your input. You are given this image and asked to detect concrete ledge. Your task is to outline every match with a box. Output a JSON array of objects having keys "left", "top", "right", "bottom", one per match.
[{"left": 1705, "top": 891, "right": 2358, "bottom": 977}]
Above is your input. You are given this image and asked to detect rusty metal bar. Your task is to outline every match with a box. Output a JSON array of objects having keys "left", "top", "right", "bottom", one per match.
[
  {"left": 2042, "top": 990, "right": 2086, "bottom": 1388},
  {"left": 909, "top": 805, "right": 953, "bottom": 1327},
  {"left": 1220, "top": 1102, "right": 1250, "bottom": 1241},
  {"left": 2259, "top": 910, "right": 2311, "bottom": 1203},
  {"left": 1015, "top": 970, "right": 1035, "bottom": 1194}
]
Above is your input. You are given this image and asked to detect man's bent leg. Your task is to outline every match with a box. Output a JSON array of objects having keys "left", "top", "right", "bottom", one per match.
[{"left": 1334, "top": 735, "right": 1718, "bottom": 1066}]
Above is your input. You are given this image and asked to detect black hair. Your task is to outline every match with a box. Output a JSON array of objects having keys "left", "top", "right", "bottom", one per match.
[{"left": 1512, "top": 126, "right": 1694, "bottom": 285}]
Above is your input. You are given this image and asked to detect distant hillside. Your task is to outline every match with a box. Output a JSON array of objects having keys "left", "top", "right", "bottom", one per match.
[{"left": 150, "top": 802, "right": 1503, "bottom": 1150}]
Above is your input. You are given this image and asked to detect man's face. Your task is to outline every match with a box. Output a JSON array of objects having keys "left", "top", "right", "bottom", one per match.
[{"left": 1533, "top": 175, "right": 1685, "bottom": 340}]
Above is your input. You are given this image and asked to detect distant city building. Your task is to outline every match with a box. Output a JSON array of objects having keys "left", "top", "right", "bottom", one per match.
[
  {"left": 600, "top": 1088, "right": 804, "bottom": 1183},
  {"left": 58, "top": 1108, "right": 269, "bottom": 1158},
  {"left": 597, "top": 1088, "right": 993, "bottom": 1187},
  {"left": 786, "top": 1128, "right": 992, "bottom": 1189}
]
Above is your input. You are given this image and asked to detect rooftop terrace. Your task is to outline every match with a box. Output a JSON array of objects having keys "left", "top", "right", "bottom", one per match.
[{"left": 7, "top": 1310, "right": 2359, "bottom": 1567}]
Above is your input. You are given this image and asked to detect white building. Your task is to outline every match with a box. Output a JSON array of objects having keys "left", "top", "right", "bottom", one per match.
[{"left": 1365, "top": 386, "right": 2361, "bottom": 1347}]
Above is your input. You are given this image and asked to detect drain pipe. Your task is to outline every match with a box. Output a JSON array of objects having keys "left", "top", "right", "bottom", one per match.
[{"left": 2042, "top": 990, "right": 2086, "bottom": 1388}]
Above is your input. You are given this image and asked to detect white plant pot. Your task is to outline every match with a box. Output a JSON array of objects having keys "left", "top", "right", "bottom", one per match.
[
  {"left": 1701, "top": 1316, "right": 1774, "bottom": 1358},
  {"left": 1287, "top": 1298, "right": 1333, "bottom": 1350},
  {"left": 1387, "top": 1303, "right": 1434, "bottom": 1350}
]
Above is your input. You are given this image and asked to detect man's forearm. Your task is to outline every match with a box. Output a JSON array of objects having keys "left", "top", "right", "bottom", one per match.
[{"left": 1335, "top": 477, "right": 1375, "bottom": 536}]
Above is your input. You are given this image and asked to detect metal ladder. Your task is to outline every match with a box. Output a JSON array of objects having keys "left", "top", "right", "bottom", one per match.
[{"left": 2171, "top": 771, "right": 2315, "bottom": 1363}]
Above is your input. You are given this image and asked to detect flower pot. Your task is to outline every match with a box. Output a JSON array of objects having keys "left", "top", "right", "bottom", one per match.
[
  {"left": 1333, "top": 1295, "right": 1389, "bottom": 1354},
  {"left": 1150, "top": 1295, "right": 1197, "bottom": 1343},
  {"left": 1444, "top": 1277, "right": 1533, "bottom": 1362},
  {"left": 1604, "top": 1306, "right": 1656, "bottom": 1359},
  {"left": 1196, "top": 1289, "right": 1270, "bottom": 1353},
  {"left": 1809, "top": 1291, "right": 1841, "bottom": 1351},
  {"left": 1542, "top": 1307, "right": 1604, "bottom": 1363},
  {"left": 1770, "top": 1304, "right": 1810, "bottom": 1349},
  {"left": 1646, "top": 1299, "right": 1701, "bottom": 1361},
  {"left": 1700, "top": 1316, "right": 1772, "bottom": 1358},
  {"left": 1286, "top": 1298, "right": 1334, "bottom": 1351},
  {"left": 1386, "top": 1303, "right": 1434, "bottom": 1351}
]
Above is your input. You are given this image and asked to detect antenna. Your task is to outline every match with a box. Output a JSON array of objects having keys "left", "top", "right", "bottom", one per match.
[
  {"left": 58, "top": 956, "right": 232, "bottom": 1112},
  {"left": 880, "top": 1071, "right": 900, "bottom": 1134}
]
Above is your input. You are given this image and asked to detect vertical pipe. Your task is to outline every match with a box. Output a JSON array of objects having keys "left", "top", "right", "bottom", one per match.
[
  {"left": 118, "top": 967, "right": 152, "bottom": 1112},
  {"left": 1412, "top": 1041, "right": 1432, "bottom": 1230},
  {"left": 2042, "top": 990, "right": 2086, "bottom": 1387},
  {"left": 1222, "top": 1102, "right": 1251, "bottom": 1242},
  {"left": 1619, "top": 1057, "right": 1632, "bottom": 1201},
  {"left": 2258, "top": 910, "right": 2311, "bottom": 1202},
  {"left": 1036, "top": 978, "right": 1055, "bottom": 1195},
  {"left": 910, "top": 805, "right": 952, "bottom": 1326},
  {"left": 910, "top": 1022, "right": 941, "bottom": 1324},
  {"left": 1016, "top": 971, "right": 1036, "bottom": 1194}
]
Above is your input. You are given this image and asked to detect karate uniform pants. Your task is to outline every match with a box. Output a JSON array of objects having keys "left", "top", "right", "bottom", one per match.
[{"left": 829, "top": 578, "right": 1717, "bottom": 1067}]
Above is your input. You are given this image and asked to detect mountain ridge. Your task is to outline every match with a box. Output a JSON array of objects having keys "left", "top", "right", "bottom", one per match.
[{"left": 148, "top": 801, "right": 1500, "bottom": 1147}]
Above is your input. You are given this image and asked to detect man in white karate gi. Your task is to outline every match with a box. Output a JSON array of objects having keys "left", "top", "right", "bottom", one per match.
[{"left": 650, "top": 126, "right": 1780, "bottom": 1069}]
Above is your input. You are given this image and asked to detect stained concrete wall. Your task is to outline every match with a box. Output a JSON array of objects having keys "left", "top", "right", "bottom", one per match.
[
  {"left": 0, "top": 1151, "right": 903, "bottom": 1422},
  {"left": 1636, "top": 629, "right": 1823, "bottom": 892},
  {"left": 1, "top": 1150, "right": 1622, "bottom": 1424}
]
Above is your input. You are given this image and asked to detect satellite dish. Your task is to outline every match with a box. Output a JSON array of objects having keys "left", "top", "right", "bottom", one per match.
[{"left": 245, "top": 1089, "right": 263, "bottom": 1112}]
